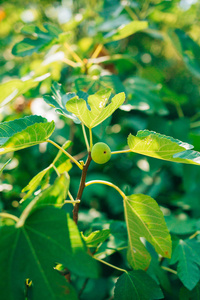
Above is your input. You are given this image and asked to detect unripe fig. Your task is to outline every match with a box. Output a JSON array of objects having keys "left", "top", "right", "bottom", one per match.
[
  {"left": 91, "top": 142, "right": 111, "bottom": 164},
  {"left": 88, "top": 64, "right": 102, "bottom": 76}
]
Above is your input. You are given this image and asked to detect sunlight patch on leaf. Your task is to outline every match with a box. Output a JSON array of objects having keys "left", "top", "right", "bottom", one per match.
[
  {"left": 66, "top": 89, "right": 125, "bottom": 128},
  {"left": 0, "top": 115, "right": 55, "bottom": 154},
  {"left": 104, "top": 21, "right": 148, "bottom": 42},
  {"left": 128, "top": 130, "right": 200, "bottom": 165}
]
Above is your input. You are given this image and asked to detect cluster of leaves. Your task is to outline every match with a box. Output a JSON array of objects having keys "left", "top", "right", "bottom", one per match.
[{"left": 1, "top": 0, "right": 200, "bottom": 299}]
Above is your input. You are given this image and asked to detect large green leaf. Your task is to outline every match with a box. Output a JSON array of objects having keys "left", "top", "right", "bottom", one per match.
[
  {"left": 43, "top": 82, "right": 80, "bottom": 124},
  {"left": 66, "top": 89, "right": 125, "bottom": 128},
  {"left": 20, "top": 182, "right": 99, "bottom": 278},
  {"left": 124, "top": 194, "right": 171, "bottom": 270},
  {"left": 12, "top": 23, "right": 62, "bottom": 57},
  {"left": 0, "top": 206, "right": 99, "bottom": 299},
  {"left": 114, "top": 270, "right": 163, "bottom": 300},
  {"left": 170, "top": 239, "right": 200, "bottom": 290},
  {"left": 0, "top": 115, "right": 55, "bottom": 154},
  {"left": 0, "top": 209, "right": 78, "bottom": 300},
  {"left": 128, "top": 130, "right": 200, "bottom": 165},
  {"left": 104, "top": 21, "right": 148, "bottom": 42},
  {"left": 0, "top": 75, "right": 50, "bottom": 107}
]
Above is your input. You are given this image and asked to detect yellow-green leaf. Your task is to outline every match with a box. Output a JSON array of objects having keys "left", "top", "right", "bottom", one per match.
[
  {"left": 104, "top": 21, "right": 148, "bottom": 43},
  {"left": 0, "top": 115, "right": 55, "bottom": 154},
  {"left": 65, "top": 89, "right": 125, "bottom": 128},
  {"left": 124, "top": 194, "right": 171, "bottom": 270},
  {"left": 128, "top": 130, "right": 200, "bottom": 165}
]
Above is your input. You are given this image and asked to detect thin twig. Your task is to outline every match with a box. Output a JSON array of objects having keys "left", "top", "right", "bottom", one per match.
[
  {"left": 81, "top": 123, "right": 90, "bottom": 151},
  {"left": 161, "top": 266, "right": 177, "bottom": 275},
  {"left": 0, "top": 212, "right": 19, "bottom": 223},
  {"left": 85, "top": 180, "right": 126, "bottom": 199},
  {"left": 64, "top": 42, "right": 83, "bottom": 65},
  {"left": 78, "top": 278, "right": 89, "bottom": 298},
  {"left": 47, "top": 139, "right": 83, "bottom": 170}
]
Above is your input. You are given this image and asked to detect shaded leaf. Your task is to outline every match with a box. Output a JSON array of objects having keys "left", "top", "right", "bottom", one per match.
[
  {"left": 0, "top": 209, "right": 79, "bottom": 300},
  {"left": 109, "top": 221, "right": 128, "bottom": 249},
  {"left": 114, "top": 270, "right": 163, "bottom": 300},
  {"left": 100, "top": 75, "right": 126, "bottom": 94},
  {"left": 147, "top": 255, "right": 171, "bottom": 293},
  {"left": 43, "top": 82, "right": 80, "bottom": 124},
  {"left": 170, "top": 239, "right": 200, "bottom": 290},
  {"left": 0, "top": 115, "right": 55, "bottom": 154},
  {"left": 66, "top": 89, "right": 125, "bottom": 128},
  {"left": 122, "top": 77, "right": 168, "bottom": 115},
  {"left": 128, "top": 130, "right": 200, "bottom": 165},
  {"left": 169, "top": 29, "right": 200, "bottom": 78},
  {"left": 74, "top": 75, "right": 126, "bottom": 96},
  {"left": 124, "top": 194, "right": 171, "bottom": 270},
  {"left": 82, "top": 229, "right": 110, "bottom": 247},
  {"left": 165, "top": 214, "right": 196, "bottom": 235},
  {"left": 179, "top": 282, "right": 200, "bottom": 300},
  {"left": 12, "top": 23, "right": 62, "bottom": 57},
  {"left": 0, "top": 196, "right": 99, "bottom": 299}
]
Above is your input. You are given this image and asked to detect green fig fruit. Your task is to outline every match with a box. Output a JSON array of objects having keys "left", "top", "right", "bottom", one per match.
[{"left": 91, "top": 142, "right": 111, "bottom": 164}]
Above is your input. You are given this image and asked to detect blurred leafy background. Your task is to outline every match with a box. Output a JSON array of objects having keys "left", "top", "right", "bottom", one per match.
[{"left": 0, "top": 0, "right": 200, "bottom": 298}]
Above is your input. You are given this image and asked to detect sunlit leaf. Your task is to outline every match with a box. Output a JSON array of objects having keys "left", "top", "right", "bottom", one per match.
[
  {"left": 104, "top": 21, "right": 148, "bottom": 42},
  {"left": 82, "top": 229, "right": 110, "bottom": 247},
  {"left": 0, "top": 75, "right": 50, "bottom": 107},
  {"left": 66, "top": 89, "right": 125, "bottom": 128},
  {"left": 22, "top": 165, "right": 52, "bottom": 200},
  {"left": 124, "top": 194, "right": 171, "bottom": 270},
  {"left": 53, "top": 140, "right": 72, "bottom": 174},
  {"left": 21, "top": 140, "right": 72, "bottom": 201},
  {"left": 114, "top": 270, "right": 163, "bottom": 300},
  {"left": 0, "top": 115, "right": 55, "bottom": 154},
  {"left": 128, "top": 130, "right": 200, "bottom": 165}
]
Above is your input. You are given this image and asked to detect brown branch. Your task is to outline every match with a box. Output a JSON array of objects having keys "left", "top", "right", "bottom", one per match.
[
  {"left": 78, "top": 278, "right": 89, "bottom": 298},
  {"left": 73, "top": 152, "right": 92, "bottom": 224}
]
